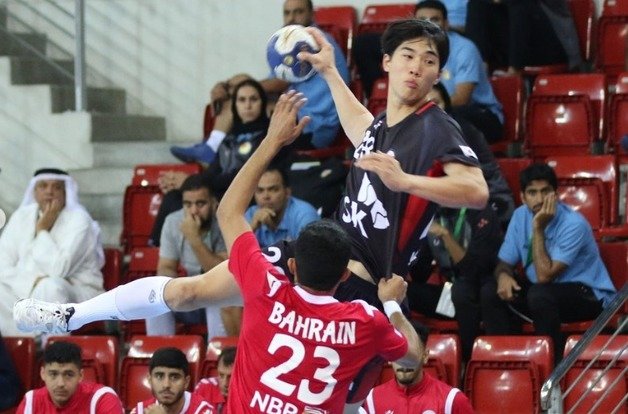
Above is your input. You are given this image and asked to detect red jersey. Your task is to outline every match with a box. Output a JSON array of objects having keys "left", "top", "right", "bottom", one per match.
[
  {"left": 194, "top": 377, "right": 227, "bottom": 413},
  {"left": 16, "top": 382, "right": 123, "bottom": 414},
  {"left": 131, "top": 391, "right": 214, "bottom": 414},
  {"left": 227, "top": 232, "right": 409, "bottom": 414},
  {"left": 361, "top": 373, "right": 474, "bottom": 414}
]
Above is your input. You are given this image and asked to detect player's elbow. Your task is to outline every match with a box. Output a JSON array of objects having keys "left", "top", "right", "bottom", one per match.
[{"left": 466, "top": 179, "right": 489, "bottom": 209}]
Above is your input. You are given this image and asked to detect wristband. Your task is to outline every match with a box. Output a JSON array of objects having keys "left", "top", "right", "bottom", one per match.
[{"left": 383, "top": 300, "right": 402, "bottom": 319}]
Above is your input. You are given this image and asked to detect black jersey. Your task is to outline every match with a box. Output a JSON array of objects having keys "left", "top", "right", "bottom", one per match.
[{"left": 337, "top": 102, "right": 480, "bottom": 282}]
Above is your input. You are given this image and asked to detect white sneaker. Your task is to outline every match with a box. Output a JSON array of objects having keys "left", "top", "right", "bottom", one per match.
[{"left": 13, "top": 298, "right": 75, "bottom": 334}]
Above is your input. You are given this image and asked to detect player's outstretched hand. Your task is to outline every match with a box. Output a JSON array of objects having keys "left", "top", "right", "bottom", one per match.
[
  {"left": 266, "top": 90, "right": 310, "bottom": 147},
  {"left": 298, "top": 27, "right": 336, "bottom": 78},
  {"left": 355, "top": 151, "right": 409, "bottom": 192},
  {"left": 377, "top": 274, "right": 408, "bottom": 304}
]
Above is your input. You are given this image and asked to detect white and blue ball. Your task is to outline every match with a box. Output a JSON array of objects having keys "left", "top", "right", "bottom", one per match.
[{"left": 266, "top": 25, "right": 319, "bottom": 83}]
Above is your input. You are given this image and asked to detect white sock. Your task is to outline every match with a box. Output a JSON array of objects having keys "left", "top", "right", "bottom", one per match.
[
  {"left": 68, "top": 276, "right": 173, "bottom": 330},
  {"left": 205, "top": 130, "right": 227, "bottom": 152}
]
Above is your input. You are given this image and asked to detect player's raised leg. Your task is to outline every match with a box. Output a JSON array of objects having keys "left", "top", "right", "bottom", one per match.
[{"left": 13, "top": 260, "right": 241, "bottom": 333}]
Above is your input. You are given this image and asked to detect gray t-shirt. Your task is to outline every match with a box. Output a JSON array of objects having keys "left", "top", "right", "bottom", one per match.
[{"left": 159, "top": 209, "right": 226, "bottom": 275}]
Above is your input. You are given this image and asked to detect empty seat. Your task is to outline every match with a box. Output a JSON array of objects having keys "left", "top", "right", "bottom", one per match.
[
  {"left": 367, "top": 77, "right": 388, "bottom": 116},
  {"left": 132, "top": 163, "right": 202, "bottom": 187},
  {"left": 119, "top": 357, "right": 152, "bottom": 411},
  {"left": 427, "top": 334, "right": 462, "bottom": 388},
  {"left": 47, "top": 335, "right": 119, "bottom": 388},
  {"left": 496, "top": 157, "right": 533, "bottom": 205},
  {"left": 525, "top": 74, "right": 607, "bottom": 157},
  {"left": 567, "top": 0, "right": 596, "bottom": 62},
  {"left": 3, "top": 337, "right": 35, "bottom": 392},
  {"left": 557, "top": 177, "right": 607, "bottom": 231},
  {"left": 464, "top": 336, "right": 553, "bottom": 414},
  {"left": 126, "top": 247, "right": 160, "bottom": 282},
  {"left": 562, "top": 335, "right": 628, "bottom": 414},
  {"left": 358, "top": 3, "right": 416, "bottom": 35},
  {"left": 489, "top": 75, "right": 525, "bottom": 155},
  {"left": 596, "top": 0, "right": 628, "bottom": 77},
  {"left": 102, "top": 247, "right": 122, "bottom": 291},
  {"left": 609, "top": 72, "right": 628, "bottom": 154},
  {"left": 598, "top": 241, "right": 628, "bottom": 291},
  {"left": 120, "top": 185, "right": 162, "bottom": 252},
  {"left": 200, "top": 336, "right": 239, "bottom": 378},
  {"left": 314, "top": 6, "right": 357, "bottom": 65}
]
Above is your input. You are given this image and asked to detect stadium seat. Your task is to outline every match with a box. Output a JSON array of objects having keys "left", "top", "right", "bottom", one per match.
[
  {"left": 598, "top": 241, "right": 628, "bottom": 291},
  {"left": 562, "top": 335, "right": 628, "bottom": 414},
  {"left": 596, "top": 0, "right": 628, "bottom": 77},
  {"left": 126, "top": 246, "right": 160, "bottom": 282},
  {"left": 47, "top": 335, "right": 119, "bottom": 388},
  {"left": 496, "top": 157, "right": 533, "bottom": 205},
  {"left": 464, "top": 336, "right": 553, "bottom": 414},
  {"left": 120, "top": 185, "right": 162, "bottom": 252},
  {"left": 609, "top": 72, "right": 628, "bottom": 155},
  {"left": 427, "top": 334, "right": 462, "bottom": 388},
  {"left": 410, "top": 311, "right": 459, "bottom": 335},
  {"left": 132, "top": 163, "right": 202, "bottom": 187},
  {"left": 200, "top": 336, "right": 239, "bottom": 378},
  {"left": 367, "top": 76, "right": 388, "bottom": 116},
  {"left": 3, "top": 337, "right": 35, "bottom": 392},
  {"left": 489, "top": 75, "right": 525, "bottom": 156},
  {"left": 567, "top": 0, "right": 596, "bottom": 62},
  {"left": 295, "top": 130, "right": 352, "bottom": 160},
  {"left": 102, "top": 247, "right": 122, "bottom": 291},
  {"left": 314, "top": 6, "right": 357, "bottom": 66},
  {"left": 358, "top": 3, "right": 416, "bottom": 35},
  {"left": 525, "top": 73, "right": 607, "bottom": 158},
  {"left": 557, "top": 177, "right": 607, "bottom": 231},
  {"left": 119, "top": 357, "right": 152, "bottom": 411}
]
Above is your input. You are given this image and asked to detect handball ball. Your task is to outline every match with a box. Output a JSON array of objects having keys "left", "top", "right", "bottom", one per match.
[{"left": 267, "top": 25, "right": 319, "bottom": 83}]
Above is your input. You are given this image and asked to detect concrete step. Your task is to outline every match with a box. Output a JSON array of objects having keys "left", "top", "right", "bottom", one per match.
[
  {"left": 10, "top": 56, "right": 73, "bottom": 85},
  {"left": 0, "top": 32, "right": 47, "bottom": 57},
  {"left": 50, "top": 85, "right": 126, "bottom": 114},
  {"left": 71, "top": 166, "right": 133, "bottom": 195},
  {"left": 92, "top": 141, "right": 181, "bottom": 168},
  {"left": 91, "top": 113, "right": 166, "bottom": 142},
  {"left": 80, "top": 193, "right": 123, "bottom": 221}
]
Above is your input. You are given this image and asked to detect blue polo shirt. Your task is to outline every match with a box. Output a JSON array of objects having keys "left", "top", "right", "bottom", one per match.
[
  {"left": 499, "top": 203, "right": 616, "bottom": 306},
  {"left": 245, "top": 196, "right": 319, "bottom": 248},
  {"left": 440, "top": 31, "right": 504, "bottom": 123}
]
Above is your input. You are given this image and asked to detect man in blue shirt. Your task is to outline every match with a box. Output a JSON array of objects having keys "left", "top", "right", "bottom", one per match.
[
  {"left": 481, "top": 163, "right": 616, "bottom": 362},
  {"left": 245, "top": 166, "right": 319, "bottom": 247}
]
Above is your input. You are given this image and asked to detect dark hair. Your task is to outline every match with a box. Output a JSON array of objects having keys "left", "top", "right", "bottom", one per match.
[
  {"left": 231, "top": 79, "right": 268, "bottom": 127},
  {"left": 432, "top": 82, "right": 452, "bottom": 112},
  {"left": 43, "top": 342, "right": 82, "bottom": 368},
  {"left": 519, "top": 163, "right": 558, "bottom": 192},
  {"left": 294, "top": 219, "right": 351, "bottom": 291},
  {"left": 381, "top": 18, "right": 449, "bottom": 69},
  {"left": 264, "top": 165, "right": 290, "bottom": 188},
  {"left": 415, "top": 0, "right": 448, "bottom": 21},
  {"left": 180, "top": 173, "right": 213, "bottom": 196},
  {"left": 149, "top": 347, "right": 189, "bottom": 375},
  {"left": 218, "top": 346, "right": 237, "bottom": 367},
  {"left": 411, "top": 320, "right": 429, "bottom": 346}
]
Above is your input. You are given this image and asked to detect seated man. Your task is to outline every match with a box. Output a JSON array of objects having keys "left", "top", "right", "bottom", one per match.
[
  {"left": 0, "top": 168, "right": 104, "bottom": 336},
  {"left": 481, "top": 163, "right": 617, "bottom": 362},
  {"left": 146, "top": 174, "right": 232, "bottom": 338},
  {"left": 131, "top": 347, "right": 214, "bottom": 414},
  {"left": 17, "top": 341, "right": 123, "bottom": 413},
  {"left": 245, "top": 166, "right": 319, "bottom": 247},
  {"left": 194, "top": 346, "right": 236, "bottom": 412},
  {"left": 360, "top": 322, "right": 473, "bottom": 413}
]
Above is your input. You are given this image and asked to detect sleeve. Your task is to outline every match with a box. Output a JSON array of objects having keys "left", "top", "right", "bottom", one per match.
[
  {"left": 244, "top": 206, "right": 256, "bottom": 224},
  {"left": 210, "top": 220, "right": 227, "bottom": 253},
  {"left": 159, "top": 213, "right": 181, "bottom": 261},
  {"left": 372, "top": 310, "right": 409, "bottom": 362},
  {"left": 429, "top": 113, "right": 480, "bottom": 168},
  {"left": 95, "top": 390, "right": 124, "bottom": 413},
  {"left": 454, "top": 208, "right": 503, "bottom": 280},
  {"left": 30, "top": 209, "right": 99, "bottom": 279},
  {"left": 547, "top": 217, "right": 588, "bottom": 267},
  {"left": 498, "top": 209, "right": 524, "bottom": 265},
  {"left": 289, "top": 200, "right": 319, "bottom": 239},
  {"left": 451, "top": 39, "right": 482, "bottom": 85},
  {"left": 451, "top": 390, "right": 475, "bottom": 414}
]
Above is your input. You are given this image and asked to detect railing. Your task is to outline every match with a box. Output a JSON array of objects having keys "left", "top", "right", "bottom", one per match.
[{"left": 540, "top": 283, "right": 628, "bottom": 413}]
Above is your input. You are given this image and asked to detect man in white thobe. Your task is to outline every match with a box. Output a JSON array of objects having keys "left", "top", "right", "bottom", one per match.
[{"left": 0, "top": 168, "right": 104, "bottom": 336}]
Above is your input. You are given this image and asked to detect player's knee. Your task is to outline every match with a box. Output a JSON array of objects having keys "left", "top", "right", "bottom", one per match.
[{"left": 164, "top": 277, "right": 200, "bottom": 310}]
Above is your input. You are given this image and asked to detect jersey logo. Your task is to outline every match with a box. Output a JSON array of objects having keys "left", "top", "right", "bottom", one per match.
[
  {"left": 459, "top": 145, "right": 478, "bottom": 160},
  {"left": 266, "top": 272, "right": 282, "bottom": 297},
  {"left": 342, "top": 173, "right": 389, "bottom": 237},
  {"left": 354, "top": 120, "right": 383, "bottom": 160}
]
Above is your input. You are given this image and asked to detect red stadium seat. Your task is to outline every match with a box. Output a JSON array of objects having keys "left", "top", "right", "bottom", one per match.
[
  {"left": 119, "top": 357, "right": 152, "bottom": 411},
  {"left": 598, "top": 241, "right": 628, "bottom": 291},
  {"left": 201, "top": 336, "right": 239, "bottom": 378},
  {"left": 126, "top": 247, "right": 160, "bottom": 282},
  {"left": 567, "top": 0, "right": 596, "bottom": 61},
  {"left": 596, "top": 0, "right": 628, "bottom": 77},
  {"left": 120, "top": 185, "right": 162, "bottom": 252},
  {"left": 496, "top": 157, "right": 533, "bottom": 205},
  {"left": 47, "top": 335, "right": 119, "bottom": 388},
  {"left": 3, "top": 337, "right": 36, "bottom": 392},
  {"left": 295, "top": 130, "right": 352, "bottom": 160},
  {"left": 557, "top": 177, "right": 607, "bottom": 231},
  {"left": 427, "top": 334, "right": 462, "bottom": 388},
  {"left": 525, "top": 74, "right": 607, "bottom": 158},
  {"left": 358, "top": 3, "right": 416, "bottom": 35},
  {"left": 132, "top": 163, "right": 202, "bottom": 187},
  {"left": 489, "top": 75, "right": 525, "bottom": 155},
  {"left": 314, "top": 6, "right": 357, "bottom": 65},
  {"left": 102, "top": 247, "right": 122, "bottom": 291},
  {"left": 562, "top": 335, "right": 628, "bottom": 414},
  {"left": 464, "top": 336, "right": 553, "bottom": 414},
  {"left": 609, "top": 72, "right": 628, "bottom": 154},
  {"left": 367, "top": 76, "right": 388, "bottom": 116}
]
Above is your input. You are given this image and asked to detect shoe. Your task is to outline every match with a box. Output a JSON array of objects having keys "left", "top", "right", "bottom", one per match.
[
  {"left": 13, "top": 298, "right": 75, "bottom": 334},
  {"left": 170, "top": 143, "right": 217, "bottom": 164}
]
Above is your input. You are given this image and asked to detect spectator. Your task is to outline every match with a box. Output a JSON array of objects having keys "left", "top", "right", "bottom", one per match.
[
  {"left": 194, "top": 346, "right": 236, "bottom": 413},
  {"left": 427, "top": 82, "right": 514, "bottom": 227},
  {"left": 360, "top": 322, "right": 474, "bottom": 413},
  {"left": 146, "top": 174, "right": 233, "bottom": 338},
  {"left": 481, "top": 163, "right": 617, "bottom": 362},
  {"left": 151, "top": 79, "right": 278, "bottom": 246},
  {"left": 407, "top": 203, "right": 502, "bottom": 363},
  {"left": 0, "top": 331, "right": 21, "bottom": 410},
  {"left": 16, "top": 341, "right": 123, "bottom": 413},
  {"left": 0, "top": 168, "right": 104, "bottom": 336},
  {"left": 131, "top": 347, "right": 214, "bottom": 414},
  {"left": 245, "top": 167, "right": 319, "bottom": 247}
]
